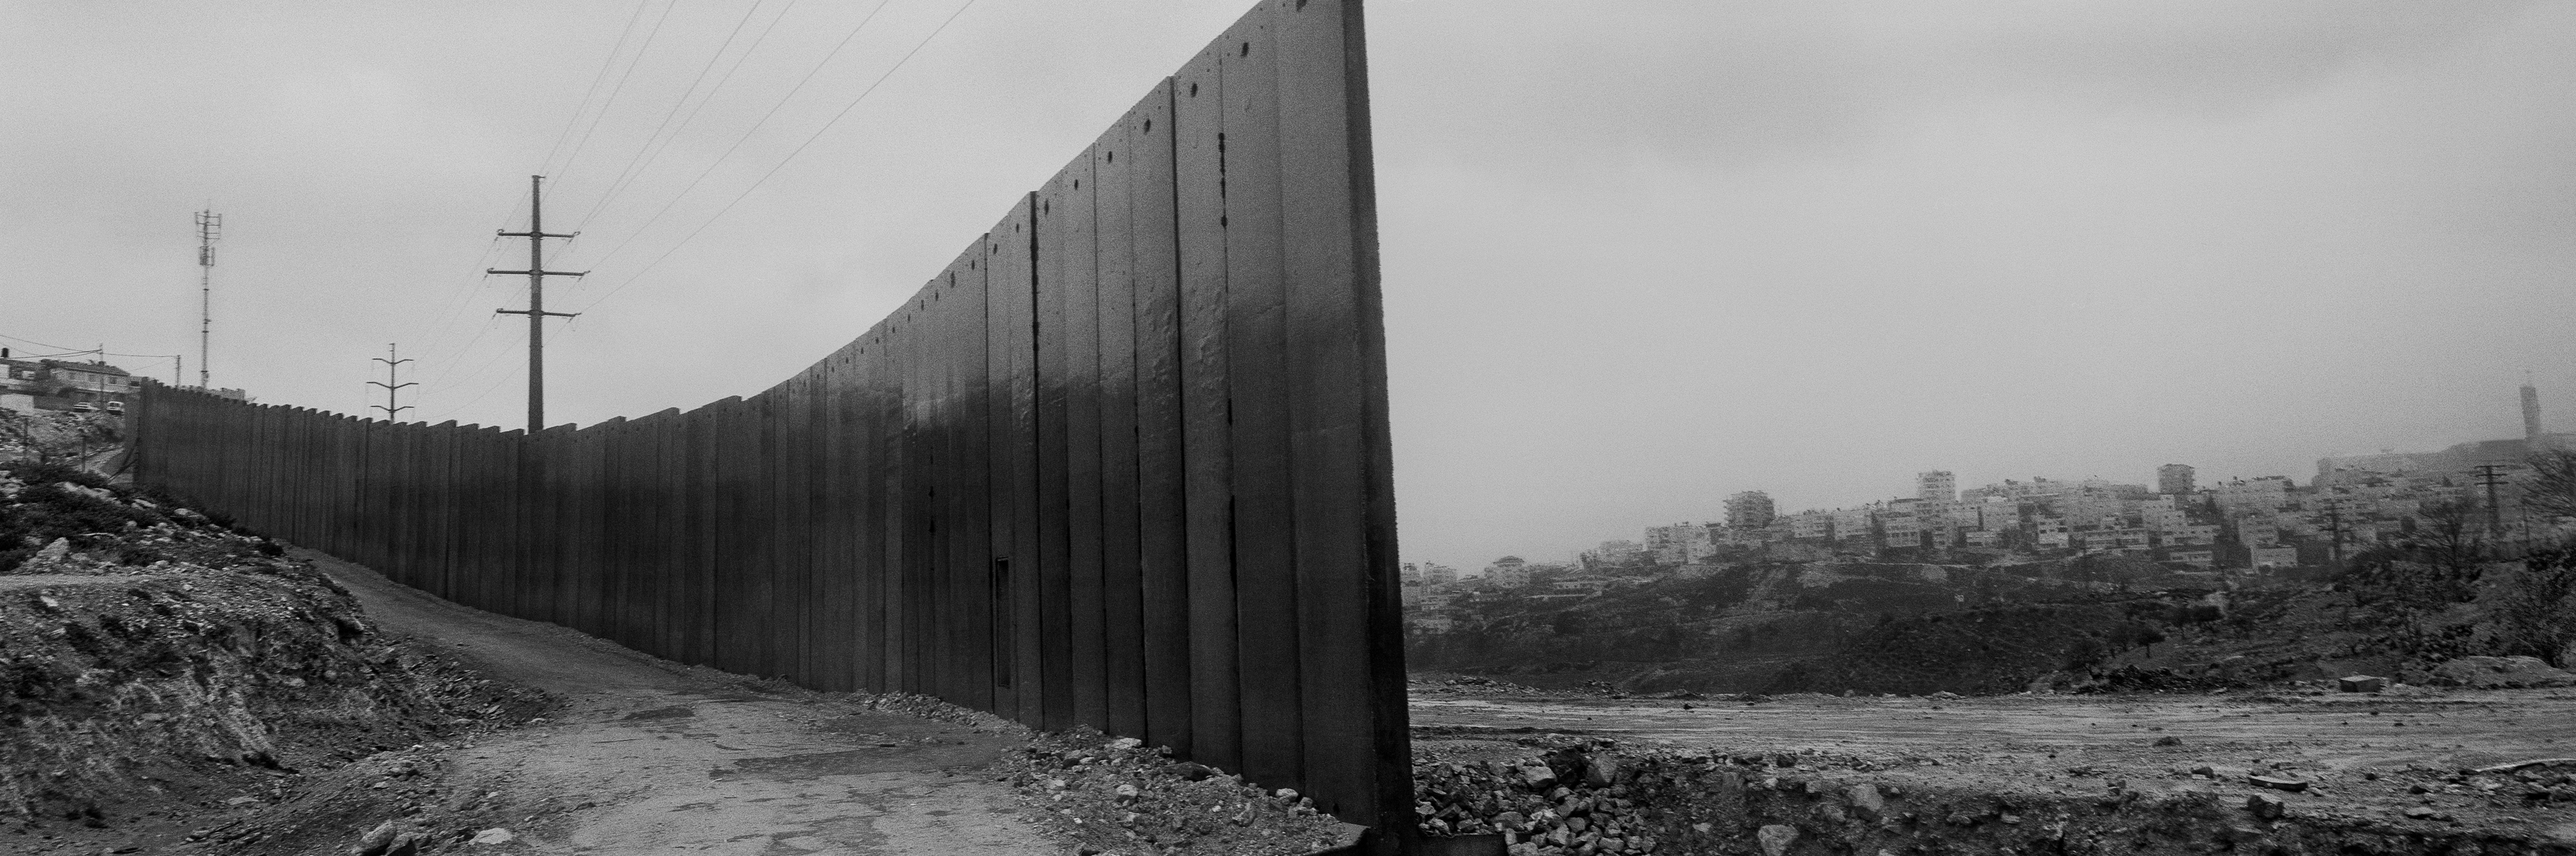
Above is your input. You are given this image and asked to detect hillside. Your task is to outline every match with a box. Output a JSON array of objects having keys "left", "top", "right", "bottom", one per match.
[{"left": 1406, "top": 553, "right": 2572, "bottom": 697}]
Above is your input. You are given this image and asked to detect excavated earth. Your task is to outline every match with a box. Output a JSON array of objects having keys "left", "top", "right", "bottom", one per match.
[
  {"left": 1406, "top": 679, "right": 2576, "bottom": 855},
  {"left": 0, "top": 471, "right": 553, "bottom": 856}
]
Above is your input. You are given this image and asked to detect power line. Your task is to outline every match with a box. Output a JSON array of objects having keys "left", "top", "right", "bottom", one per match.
[
  {"left": 403, "top": 188, "right": 547, "bottom": 383},
  {"left": 422, "top": 363, "right": 526, "bottom": 426},
  {"left": 552, "top": 0, "right": 687, "bottom": 191},
  {"left": 422, "top": 333, "right": 523, "bottom": 397},
  {"left": 570, "top": 0, "right": 783, "bottom": 233},
  {"left": 559, "top": 0, "right": 897, "bottom": 277},
  {"left": 0, "top": 333, "right": 84, "bottom": 351},
  {"left": 414, "top": 316, "right": 509, "bottom": 394},
  {"left": 572, "top": 0, "right": 804, "bottom": 238},
  {"left": 104, "top": 353, "right": 185, "bottom": 386},
  {"left": 571, "top": 0, "right": 983, "bottom": 316},
  {"left": 538, "top": 0, "right": 658, "bottom": 176},
  {"left": 407, "top": 233, "right": 509, "bottom": 358}
]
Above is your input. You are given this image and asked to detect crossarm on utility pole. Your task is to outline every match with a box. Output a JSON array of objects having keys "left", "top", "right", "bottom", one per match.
[
  {"left": 492, "top": 175, "right": 588, "bottom": 433},
  {"left": 371, "top": 343, "right": 417, "bottom": 420}
]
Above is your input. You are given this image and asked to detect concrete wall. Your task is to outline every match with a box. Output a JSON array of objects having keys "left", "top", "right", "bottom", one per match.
[{"left": 131, "top": 0, "right": 1408, "bottom": 838}]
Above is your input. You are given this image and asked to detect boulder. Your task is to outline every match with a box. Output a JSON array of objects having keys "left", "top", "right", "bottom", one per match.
[
  {"left": 2247, "top": 774, "right": 2309, "bottom": 793},
  {"left": 1582, "top": 754, "right": 1623, "bottom": 788},
  {"left": 2338, "top": 675, "right": 2387, "bottom": 693},
  {"left": 2246, "top": 793, "right": 2285, "bottom": 820},
  {"left": 2427, "top": 657, "right": 2576, "bottom": 690},
  {"left": 356, "top": 820, "right": 399, "bottom": 856},
  {"left": 1758, "top": 824, "right": 1800, "bottom": 856},
  {"left": 1847, "top": 783, "right": 1886, "bottom": 821}
]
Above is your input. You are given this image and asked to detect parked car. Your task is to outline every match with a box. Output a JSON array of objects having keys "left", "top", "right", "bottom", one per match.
[
  {"left": 70, "top": 402, "right": 95, "bottom": 413},
  {"left": 104, "top": 400, "right": 124, "bottom": 414}
]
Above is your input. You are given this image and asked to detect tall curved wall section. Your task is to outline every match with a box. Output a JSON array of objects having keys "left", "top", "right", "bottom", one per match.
[{"left": 130, "top": 0, "right": 1408, "bottom": 838}]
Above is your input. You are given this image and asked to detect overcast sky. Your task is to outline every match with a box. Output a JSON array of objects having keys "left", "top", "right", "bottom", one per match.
[{"left": 5, "top": 1, "right": 2572, "bottom": 570}]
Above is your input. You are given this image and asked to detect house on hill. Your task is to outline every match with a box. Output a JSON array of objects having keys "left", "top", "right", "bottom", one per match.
[{"left": 37, "top": 360, "right": 141, "bottom": 403}]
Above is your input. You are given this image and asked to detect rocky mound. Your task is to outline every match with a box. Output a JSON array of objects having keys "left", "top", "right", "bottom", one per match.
[
  {"left": 2425, "top": 656, "right": 2576, "bottom": 689},
  {"left": 1000, "top": 729, "right": 1359, "bottom": 855},
  {"left": 1410, "top": 737, "right": 2576, "bottom": 856},
  {"left": 0, "top": 461, "right": 553, "bottom": 849}
]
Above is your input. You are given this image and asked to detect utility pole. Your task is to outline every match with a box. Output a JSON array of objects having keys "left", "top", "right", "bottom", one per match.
[
  {"left": 194, "top": 209, "right": 220, "bottom": 389},
  {"left": 490, "top": 175, "right": 584, "bottom": 433},
  {"left": 369, "top": 343, "right": 417, "bottom": 421},
  {"left": 2474, "top": 463, "right": 2510, "bottom": 535}
]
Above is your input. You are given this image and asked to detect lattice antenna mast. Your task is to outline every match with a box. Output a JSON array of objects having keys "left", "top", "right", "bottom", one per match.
[
  {"left": 195, "top": 209, "right": 220, "bottom": 388},
  {"left": 369, "top": 343, "right": 417, "bottom": 420},
  {"left": 492, "top": 175, "right": 584, "bottom": 433}
]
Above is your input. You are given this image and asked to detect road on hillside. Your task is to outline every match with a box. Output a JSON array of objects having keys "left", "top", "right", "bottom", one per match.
[{"left": 300, "top": 549, "right": 1061, "bottom": 856}]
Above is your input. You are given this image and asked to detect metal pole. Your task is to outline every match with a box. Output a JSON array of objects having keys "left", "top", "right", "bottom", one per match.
[
  {"left": 370, "top": 343, "right": 417, "bottom": 420},
  {"left": 527, "top": 177, "right": 543, "bottom": 431},
  {"left": 492, "top": 175, "right": 584, "bottom": 434},
  {"left": 2477, "top": 464, "right": 2507, "bottom": 534},
  {"left": 196, "top": 209, "right": 220, "bottom": 389}
]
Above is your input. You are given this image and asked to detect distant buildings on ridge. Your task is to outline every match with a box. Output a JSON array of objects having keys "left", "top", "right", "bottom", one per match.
[{"left": 1405, "top": 381, "right": 2572, "bottom": 622}]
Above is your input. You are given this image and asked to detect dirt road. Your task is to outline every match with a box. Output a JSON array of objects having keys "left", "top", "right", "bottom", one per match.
[{"left": 303, "top": 549, "right": 1061, "bottom": 855}]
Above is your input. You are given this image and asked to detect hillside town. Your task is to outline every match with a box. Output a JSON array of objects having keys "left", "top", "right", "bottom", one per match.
[
  {"left": 0, "top": 350, "right": 247, "bottom": 417},
  {"left": 1404, "top": 382, "right": 2574, "bottom": 631}
]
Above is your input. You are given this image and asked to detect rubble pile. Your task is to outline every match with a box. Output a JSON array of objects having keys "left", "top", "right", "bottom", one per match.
[
  {"left": 1412, "top": 738, "right": 2576, "bottom": 856},
  {"left": 195, "top": 742, "right": 559, "bottom": 856},
  {"left": 846, "top": 690, "right": 1026, "bottom": 732},
  {"left": 2424, "top": 656, "right": 2576, "bottom": 690},
  {"left": 1002, "top": 729, "right": 1360, "bottom": 856},
  {"left": 0, "top": 462, "right": 554, "bottom": 841},
  {"left": 1411, "top": 674, "right": 1557, "bottom": 698}
]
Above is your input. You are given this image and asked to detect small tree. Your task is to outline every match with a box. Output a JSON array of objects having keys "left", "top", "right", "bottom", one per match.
[
  {"left": 2522, "top": 450, "right": 2576, "bottom": 523},
  {"left": 2344, "top": 504, "right": 2497, "bottom": 658},
  {"left": 2494, "top": 545, "right": 2576, "bottom": 667},
  {"left": 2407, "top": 500, "right": 2491, "bottom": 573}
]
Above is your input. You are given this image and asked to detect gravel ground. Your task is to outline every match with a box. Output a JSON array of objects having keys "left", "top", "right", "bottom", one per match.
[
  {"left": 1406, "top": 686, "right": 2576, "bottom": 855},
  {"left": 0, "top": 464, "right": 556, "bottom": 855},
  {"left": 998, "top": 729, "right": 1363, "bottom": 856}
]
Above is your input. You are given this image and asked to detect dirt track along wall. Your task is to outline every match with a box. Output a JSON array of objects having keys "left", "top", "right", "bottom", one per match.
[{"left": 130, "top": 0, "right": 1408, "bottom": 838}]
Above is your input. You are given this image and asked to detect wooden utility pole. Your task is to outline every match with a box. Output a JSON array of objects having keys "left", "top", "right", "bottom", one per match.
[
  {"left": 369, "top": 343, "right": 416, "bottom": 421},
  {"left": 491, "top": 175, "right": 584, "bottom": 433}
]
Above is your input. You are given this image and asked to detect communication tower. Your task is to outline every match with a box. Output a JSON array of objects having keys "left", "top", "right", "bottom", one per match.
[{"left": 195, "top": 209, "right": 221, "bottom": 388}]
